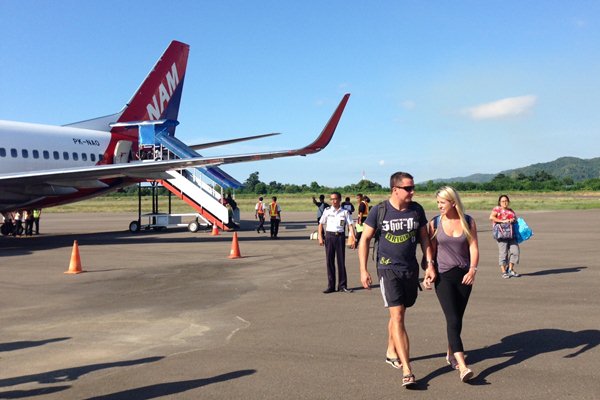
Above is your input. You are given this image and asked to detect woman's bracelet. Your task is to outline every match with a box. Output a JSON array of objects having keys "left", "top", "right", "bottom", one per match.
[{"left": 469, "top": 266, "right": 478, "bottom": 271}]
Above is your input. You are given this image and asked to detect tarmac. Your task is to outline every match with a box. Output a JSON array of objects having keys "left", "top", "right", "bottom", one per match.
[{"left": 0, "top": 209, "right": 598, "bottom": 399}]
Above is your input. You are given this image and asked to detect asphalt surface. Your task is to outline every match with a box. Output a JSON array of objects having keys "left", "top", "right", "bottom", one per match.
[{"left": 1, "top": 210, "right": 598, "bottom": 399}]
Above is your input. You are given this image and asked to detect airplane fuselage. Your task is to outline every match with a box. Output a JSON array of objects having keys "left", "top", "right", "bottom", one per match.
[{"left": 0, "top": 120, "right": 138, "bottom": 212}]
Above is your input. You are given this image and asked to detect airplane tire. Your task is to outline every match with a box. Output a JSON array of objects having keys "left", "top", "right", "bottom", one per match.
[
  {"left": 188, "top": 221, "right": 200, "bottom": 233},
  {"left": 129, "top": 220, "right": 140, "bottom": 233}
]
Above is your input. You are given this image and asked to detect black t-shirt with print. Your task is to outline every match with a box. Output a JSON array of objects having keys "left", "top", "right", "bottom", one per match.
[{"left": 365, "top": 200, "right": 427, "bottom": 272}]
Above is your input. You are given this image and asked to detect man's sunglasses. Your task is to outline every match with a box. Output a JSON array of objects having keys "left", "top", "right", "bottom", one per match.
[{"left": 395, "top": 185, "right": 415, "bottom": 192}]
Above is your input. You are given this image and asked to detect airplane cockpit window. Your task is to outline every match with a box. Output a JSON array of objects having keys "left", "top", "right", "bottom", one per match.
[
  {"left": 33, "top": 150, "right": 39, "bottom": 159},
  {"left": 53, "top": 151, "right": 60, "bottom": 160},
  {"left": 22, "top": 149, "right": 29, "bottom": 158},
  {"left": 63, "top": 151, "right": 69, "bottom": 160},
  {"left": 90, "top": 153, "right": 96, "bottom": 162},
  {"left": 43, "top": 150, "right": 50, "bottom": 159},
  {"left": 73, "top": 152, "right": 79, "bottom": 161},
  {"left": 82, "top": 153, "right": 88, "bottom": 161},
  {"left": 11, "top": 148, "right": 17, "bottom": 157},
  {"left": 0, "top": 148, "right": 5, "bottom": 157}
]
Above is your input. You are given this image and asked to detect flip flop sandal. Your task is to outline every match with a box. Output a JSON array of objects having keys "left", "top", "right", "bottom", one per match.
[
  {"left": 385, "top": 357, "right": 402, "bottom": 369},
  {"left": 402, "top": 373, "right": 416, "bottom": 388}
]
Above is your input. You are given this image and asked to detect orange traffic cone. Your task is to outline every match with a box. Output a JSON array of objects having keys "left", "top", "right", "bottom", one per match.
[
  {"left": 211, "top": 224, "right": 219, "bottom": 236},
  {"left": 65, "top": 240, "right": 84, "bottom": 274},
  {"left": 228, "top": 232, "right": 242, "bottom": 259}
]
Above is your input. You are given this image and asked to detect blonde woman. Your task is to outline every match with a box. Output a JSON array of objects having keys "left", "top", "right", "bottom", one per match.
[{"left": 426, "top": 186, "right": 479, "bottom": 382}]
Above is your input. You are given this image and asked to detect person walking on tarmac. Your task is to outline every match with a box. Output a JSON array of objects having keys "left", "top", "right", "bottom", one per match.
[
  {"left": 312, "top": 194, "right": 329, "bottom": 241},
  {"left": 269, "top": 196, "right": 282, "bottom": 239},
  {"left": 358, "top": 172, "right": 435, "bottom": 388},
  {"left": 255, "top": 196, "right": 267, "bottom": 233},
  {"left": 319, "top": 192, "right": 356, "bottom": 293},
  {"left": 355, "top": 193, "right": 369, "bottom": 244},
  {"left": 33, "top": 209, "right": 41, "bottom": 235}
]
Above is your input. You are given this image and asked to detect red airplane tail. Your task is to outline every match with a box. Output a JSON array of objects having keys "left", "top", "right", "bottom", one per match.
[{"left": 113, "top": 40, "right": 190, "bottom": 138}]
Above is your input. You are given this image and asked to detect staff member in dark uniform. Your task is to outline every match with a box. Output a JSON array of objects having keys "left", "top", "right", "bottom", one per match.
[{"left": 319, "top": 192, "right": 356, "bottom": 293}]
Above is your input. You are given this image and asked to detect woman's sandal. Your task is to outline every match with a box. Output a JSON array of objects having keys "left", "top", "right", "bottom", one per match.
[
  {"left": 460, "top": 368, "right": 474, "bottom": 382},
  {"left": 385, "top": 357, "right": 402, "bottom": 369},
  {"left": 446, "top": 355, "right": 459, "bottom": 370},
  {"left": 402, "top": 373, "right": 416, "bottom": 388}
]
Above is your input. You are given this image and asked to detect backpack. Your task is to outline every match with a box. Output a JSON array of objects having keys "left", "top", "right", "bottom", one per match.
[
  {"left": 373, "top": 201, "right": 388, "bottom": 261},
  {"left": 432, "top": 214, "right": 472, "bottom": 232}
]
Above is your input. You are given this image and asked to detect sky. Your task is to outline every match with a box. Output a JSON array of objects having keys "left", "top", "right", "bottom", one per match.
[{"left": 1, "top": 1, "right": 599, "bottom": 187}]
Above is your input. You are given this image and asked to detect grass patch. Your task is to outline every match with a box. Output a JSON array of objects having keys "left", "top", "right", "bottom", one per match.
[{"left": 47, "top": 191, "right": 600, "bottom": 213}]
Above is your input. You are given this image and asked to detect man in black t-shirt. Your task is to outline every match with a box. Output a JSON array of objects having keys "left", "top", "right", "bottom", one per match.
[{"left": 358, "top": 172, "right": 435, "bottom": 388}]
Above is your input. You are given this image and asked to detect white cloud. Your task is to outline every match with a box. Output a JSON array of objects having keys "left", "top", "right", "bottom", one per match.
[
  {"left": 462, "top": 95, "right": 537, "bottom": 120},
  {"left": 379, "top": 160, "right": 385, "bottom": 166}
]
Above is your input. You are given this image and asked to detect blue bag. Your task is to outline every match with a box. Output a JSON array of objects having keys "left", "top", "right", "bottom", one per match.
[{"left": 514, "top": 217, "right": 533, "bottom": 244}]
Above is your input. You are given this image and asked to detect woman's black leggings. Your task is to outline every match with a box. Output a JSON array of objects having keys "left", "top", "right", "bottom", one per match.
[{"left": 435, "top": 267, "right": 472, "bottom": 353}]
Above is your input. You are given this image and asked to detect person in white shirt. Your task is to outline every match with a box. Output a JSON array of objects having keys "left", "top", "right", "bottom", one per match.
[
  {"left": 318, "top": 192, "right": 356, "bottom": 293},
  {"left": 254, "top": 196, "right": 266, "bottom": 233}
]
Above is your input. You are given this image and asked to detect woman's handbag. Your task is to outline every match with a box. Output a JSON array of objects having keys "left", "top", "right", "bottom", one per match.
[{"left": 493, "top": 222, "right": 514, "bottom": 240}]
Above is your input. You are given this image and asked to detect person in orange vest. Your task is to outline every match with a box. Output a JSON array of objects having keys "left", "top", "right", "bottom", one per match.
[
  {"left": 269, "top": 196, "right": 282, "bottom": 239},
  {"left": 254, "top": 196, "right": 266, "bottom": 233}
]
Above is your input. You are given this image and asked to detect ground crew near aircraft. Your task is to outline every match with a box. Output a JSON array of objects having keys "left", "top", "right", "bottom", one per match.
[
  {"left": 255, "top": 196, "right": 266, "bottom": 233},
  {"left": 12, "top": 210, "right": 22, "bottom": 236},
  {"left": 24, "top": 209, "right": 34, "bottom": 236},
  {"left": 269, "top": 196, "right": 281, "bottom": 239},
  {"left": 33, "top": 209, "right": 41, "bottom": 235},
  {"left": 319, "top": 192, "right": 356, "bottom": 293}
]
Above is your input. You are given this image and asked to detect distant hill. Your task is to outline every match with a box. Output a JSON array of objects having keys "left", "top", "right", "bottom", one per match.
[{"left": 435, "top": 157, "right": 600, "bottom": 183}]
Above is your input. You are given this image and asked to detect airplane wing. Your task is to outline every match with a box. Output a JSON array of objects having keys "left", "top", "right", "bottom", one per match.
[
  {"left": 0, "top": 94, "right": 350, "bottom": 188},
  {"left": 188, "top": 132, "right": 280, "bottom": 151}
]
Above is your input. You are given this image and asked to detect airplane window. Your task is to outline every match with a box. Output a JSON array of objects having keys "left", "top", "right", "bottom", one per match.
[
  {"left": 63, "top": 151, "right": 69, "bottom": 160},
  {"left": 11, "top": 148, "right": 17, "bottom": 157},
  {"left": 33, "top": 150, "right": 39, "bottom": 159},
  {"left": 82, "top": 153, "right": 87, "bottom": 161},
  {"left": 90, "top": 153, "right": 96, "bottom": 162},
  {"left": 99, "top": 154, "right": 104, "bottom": 161},
  {"left": 0, "top": 148, "right": 5, "bottom": 157},
  {"left": 73, "top": 152, "right": 79, "bottom": 161},
  {"left": 22, "top": 149, "right": 29, "bottom": 158},
  {"left": 53, "top": 151, "right": 60, "bottom": 160},
  {"left": 43, "top": 150, "right": 50, "bottom": 159}
]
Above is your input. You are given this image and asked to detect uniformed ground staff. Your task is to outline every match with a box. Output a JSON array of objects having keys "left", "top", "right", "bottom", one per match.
[{"left": 318, "top": 192, "right": 356, "bottom": 293}]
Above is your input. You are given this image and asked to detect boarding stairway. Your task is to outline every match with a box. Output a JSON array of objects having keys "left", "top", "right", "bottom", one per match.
[{"left": 134, "top": 120, "right": 240, "bottom": 230}]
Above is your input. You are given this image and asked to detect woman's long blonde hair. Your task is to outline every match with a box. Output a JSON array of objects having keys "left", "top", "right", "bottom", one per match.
[{"left": 433, "top": 186, "right": 473, "bottom": 242}]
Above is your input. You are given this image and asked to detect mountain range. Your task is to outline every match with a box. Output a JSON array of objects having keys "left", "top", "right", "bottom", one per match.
[{"left": 436, "top": 156, "right": 600, "bottom": 183}]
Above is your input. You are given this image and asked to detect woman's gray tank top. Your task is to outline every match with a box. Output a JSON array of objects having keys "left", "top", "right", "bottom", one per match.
[{"left": 436, "top": 220, "right": 470, "bottom": 274}]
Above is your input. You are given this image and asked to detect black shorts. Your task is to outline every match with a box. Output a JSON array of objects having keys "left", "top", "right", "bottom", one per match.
[{"left": 378, "top": 269, "right": 419, "bottom": 308}]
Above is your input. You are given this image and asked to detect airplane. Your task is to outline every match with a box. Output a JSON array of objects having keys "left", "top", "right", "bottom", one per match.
[{"left": 0, "top": 40, "right": 350, "bottom": 235}]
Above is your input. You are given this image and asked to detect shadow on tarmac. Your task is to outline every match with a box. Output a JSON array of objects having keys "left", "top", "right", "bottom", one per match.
[
  {"left": 0, "top": 356, "right": 163, "bottom": 389},
  {"left": 521, "top": 266, "right": 587, "bottom": 276},
  {"left": 0, "top": 224, "right": 313, "bottom": 257},
  {"left": 0, "top": 337, "right": 70, "bottom": 353},
  {"left": 0, "top": 385, "right": 71, "bottom": 399},
  {"left": 414, "top": 328, "right": 599, "bottom": 388},
  {"left": 84, "top": 369, "right": 256, "bottom": 400}
]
